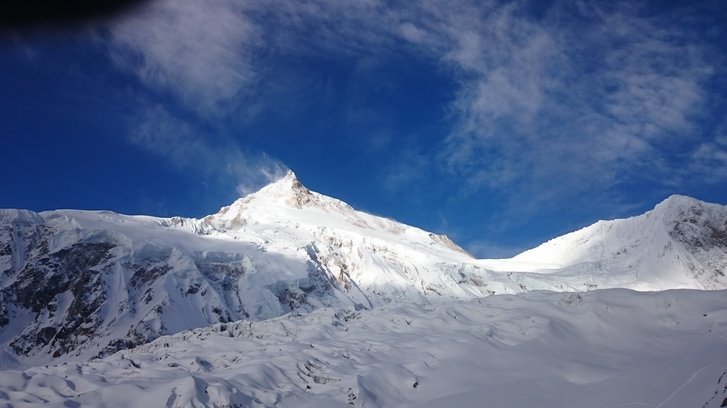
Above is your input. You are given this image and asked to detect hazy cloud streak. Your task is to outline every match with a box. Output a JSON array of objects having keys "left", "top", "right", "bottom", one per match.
[{"left": 130, "top": 105, "right": 287, "bottom": 196}]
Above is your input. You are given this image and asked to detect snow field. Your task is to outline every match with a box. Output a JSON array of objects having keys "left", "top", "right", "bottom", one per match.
[{"left": 1, "top": 289, "right": 725, "bottom": 408}]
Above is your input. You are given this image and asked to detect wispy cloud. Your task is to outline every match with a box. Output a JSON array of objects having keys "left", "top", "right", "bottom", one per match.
[
  {"left": 129, "top": 104, "right": 287, "bottom": 196},
  {"left": 683, "top": 127, "right": 727, "bottom": 184},
  {"left": 107, "top": 0, "right": 260, "bottom": 115},
  {"left": 102, "top": 0, "right": 722, "bottom": 220},
  {"left": 433, "top": 1, "right": 716, "bottom": 212}
]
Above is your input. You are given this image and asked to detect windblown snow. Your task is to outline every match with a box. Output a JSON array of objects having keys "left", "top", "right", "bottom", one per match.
[{"left": 1, "top": 171, "right": 726, "bottom": 407}]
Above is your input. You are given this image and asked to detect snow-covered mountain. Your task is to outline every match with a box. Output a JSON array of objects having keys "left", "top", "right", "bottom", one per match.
[
  {"left": 479, "top": 194, "right": 727, "bottom": 291},
  {"left": 1, "top": 171, "right": 725, "bottom": 367}
]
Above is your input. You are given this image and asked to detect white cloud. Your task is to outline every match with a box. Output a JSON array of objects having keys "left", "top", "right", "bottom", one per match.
[
  {"left": 107, "top": 0, "right": 260, "bottom": 115},
  {"left": 434, "top": 1, "right": 715, "bottom": 211},
  {"left": 103, "top": 0, "right": 720, "bottom": 214},
  {"left": 130, "top": 104, "right": 287, "bottom": 196},
  {"left": 683, "top": 124, "right": 727, "bottom": 184},
  {"left": 399, "top": 22, "right": 427, "bottom": 44}
]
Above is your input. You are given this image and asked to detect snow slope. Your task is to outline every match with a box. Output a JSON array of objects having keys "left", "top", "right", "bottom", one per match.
[
  {"left": 1, "top": 289, "right": 725, "bottom": 408},
  {"left": 1, "top": 172, "right": 725, "bottom": 367},
  {"left": 479, "top": 194, "right": 727, "bottom": 291}
]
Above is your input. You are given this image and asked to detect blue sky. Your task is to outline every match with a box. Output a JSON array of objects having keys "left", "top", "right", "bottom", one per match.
[{"left": 1, "top": 0, "right": 726, "bottom": 257}]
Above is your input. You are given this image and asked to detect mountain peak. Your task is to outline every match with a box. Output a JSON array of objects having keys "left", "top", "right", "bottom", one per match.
[
  {"left": 256, "top": 169, "right": 314, "bottom": 208},
  {"left": 266, "top": 169, "right": 298, "bottom": 187},
  {"left": 207, "top": 170, "right": 346, "bottom": 229},
  {"left": 283, "top": 169, "right": 297, "bottom": 181},
  {"left": 655, "top": 194, "right": 701, "bottom": 208},
  {"left": 649, "top": 194, "right": 708, "bottom": 221}
]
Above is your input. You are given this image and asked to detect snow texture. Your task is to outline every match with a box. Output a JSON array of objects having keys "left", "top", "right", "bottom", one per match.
[
  {"left": 0, "top": 289, "right": 726, "bottom": 407},
  {"left": 0, "top": 172, "right": 726, "bottom": 406}
]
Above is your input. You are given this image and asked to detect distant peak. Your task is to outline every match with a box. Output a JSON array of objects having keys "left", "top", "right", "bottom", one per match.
[
  {"left": 265, "top": 169, "right": 300, "bottom": 189},
  {"left": 267, "top": 169, "right": 305, "bottom": 190},
  {"left": 653, "top": 194, "right": 702, "bottom": 212},
  {"left": 662, "top": 194, "right": 697, "bottom": 203},
  {"left": 239, "top": 169, "right": 314, "bottom": 209},
  {"left": 646, "top": 194, "right": 724, "bottom": 226},
  {"left": 280, "top": 169, "right": 297, "bottom": 182}
]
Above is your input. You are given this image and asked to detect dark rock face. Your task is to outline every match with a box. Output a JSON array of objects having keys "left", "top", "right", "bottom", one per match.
[
  {"left": 3, "top": 240, "right": 114, "bottom": 358},
  {"left": 666, "top": 202, "right": 727, "bottom": 287},
  {"left": 0, "top": 211, "right": 350, "bottom": 366},
  {"left": 667, "top": 203, "right": 727, "bottom": 250}
]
